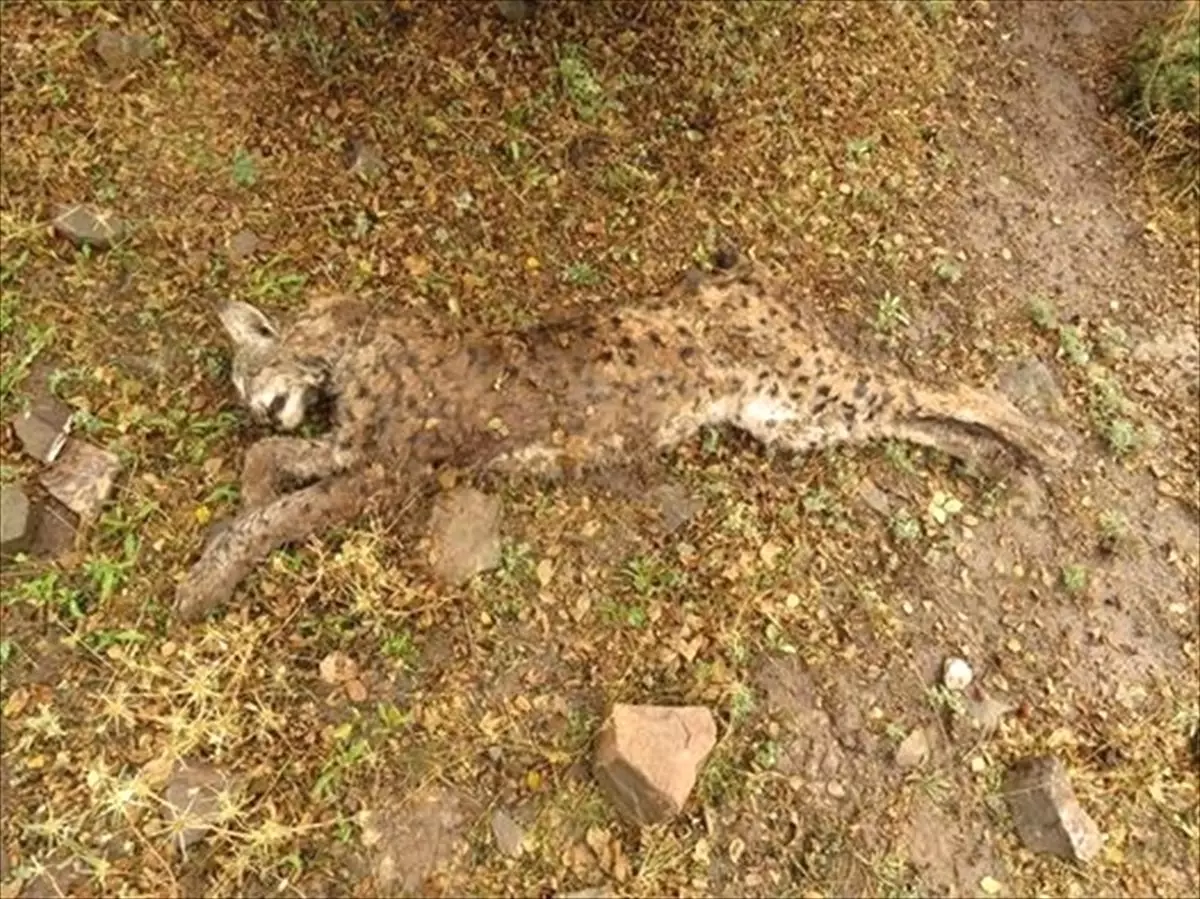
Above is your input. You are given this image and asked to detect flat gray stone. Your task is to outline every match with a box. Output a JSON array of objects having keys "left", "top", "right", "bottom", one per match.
[
  {"left": 427, "top": 487, "right": 501, "bottom": 585},
  {"left": 1002, "top": 755, "right": 1102, "bottom": 863},
  {"left": 163, "top": 759, "right": 235, "bottom": 852},
  {"left": 10, "top": 394, "right": 73, "bottom": 463},
  {"left": 38, "top": 440, "right": 121, "bottom": 522},
  {"left": 650, "top": 482, "right": 703, "bottom": 534},
  {"left": 490, "top": 808, "right": 525, "bottom": 857},
  {"left": 997, "top": 358, "right": 1065, "bottom": 418},
  {"left": 0, "top": 485, "right": 33, "bottom": 560},
  {"left": 53, "top": 204, "right": 127, "bottom": 250}
]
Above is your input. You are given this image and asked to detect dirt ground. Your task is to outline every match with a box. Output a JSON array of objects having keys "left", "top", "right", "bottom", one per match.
[{"left": 0, "top": 1, "right": 1197, "bottom": 898}]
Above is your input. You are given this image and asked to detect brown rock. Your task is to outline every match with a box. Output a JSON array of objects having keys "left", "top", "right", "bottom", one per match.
[
  {"left": 427, "top": 487, "right": 501, "bottom": 585},
  {"left": 497, "top": 0, "right": 536, "bottom": 23},
  {"left": 594, "top": 704, "right": 717, "bottom": 826},
  {"left": 94, "top": 29, "right": 156, "bottom": 72},
  {"left": 1002, "top": 755, "right": 1102, "bottom": 863},
  {"left": 38, "top": 440, "right": 121, "bottom": 522},
  {"left": 163, "top": 759, "right": 235, "bottom": 852},
  {"left": 0, "top": 485, "right": 33, "bottom": 560},
  {"left": 29, "top": 498, "right": 78, "bottom": 559},
  {"left": 894, "top": 726, "right": 931, "bottom": 770},
  {"left": 10, "top": 394, "right": 73, "bottom": 463},
  {"left": 53, "top": 204, "right": 127, "bottom": 250},
  {"left": 360, "top": 786, "right": 468, "bottom": 894},
  {"left": 227, "top": 229, "right": 262, "bottom": 264}
]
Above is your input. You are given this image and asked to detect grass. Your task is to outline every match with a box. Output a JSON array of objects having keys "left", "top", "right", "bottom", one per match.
[
  {"left": 1120, "top": 0, "right": 1200, "bottom": 199},
  {"left": 0, "top": 2, "right": 1195, "bottom": 898}
]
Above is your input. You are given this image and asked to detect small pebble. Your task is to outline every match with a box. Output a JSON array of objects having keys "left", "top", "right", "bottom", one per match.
[{"left": 942, "top": 656, "right": 974, "bottom": 691}]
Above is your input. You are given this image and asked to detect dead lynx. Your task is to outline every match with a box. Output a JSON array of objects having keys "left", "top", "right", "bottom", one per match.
[{"left": 176, "top": 261, "right": 1075, "bottom": 620}]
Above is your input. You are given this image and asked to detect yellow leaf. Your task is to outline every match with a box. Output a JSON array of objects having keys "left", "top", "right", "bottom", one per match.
[
  {"left": 194, "top": 505, "right": 211, "bottom": 525},
  {"left": 404, "top": 255, "right": 431, "bottom": 278},
  {"left": 2, "top": 688, "right": 29, "bottom": 718},
  {"left": 525, "top": 769, "right": 542, "bottom": 791}
]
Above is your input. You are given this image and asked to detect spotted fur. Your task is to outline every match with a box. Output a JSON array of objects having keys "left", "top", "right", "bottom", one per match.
[{"left": 177, "top": 262, "right": 1076, "bottom": 620}]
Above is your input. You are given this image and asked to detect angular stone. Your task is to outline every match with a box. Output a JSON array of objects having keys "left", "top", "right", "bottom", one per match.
[
  {"left": 997, "top": 358, "right": 1065, "bottom": 418},
  {"left": 53, "top": 204, "right": 127, "bottom": 250},
  {"left": 497, "top": 0, "right": 535, "bottom": 22},
  {"left": 344, "top": 140, "right": 386, "bottom": 181},
  {"left": 360, "top": 787, "right": 468, "bottom": 894},
  {"left": 0, "top": 485, "right": 33, "bottom": 560},
  {"left": 649, "top": 482, "right": 703, "bottom": 534},
  {"left": 163, "top": 759, "right": 235, "bottom": 852},
  {"left": 427, "top": 487, "right": 501, "bottom": 585},
  {"left": 1002, "top": 755, "right": 1102, "bottom": 863},
  {"left": 895, "top": 726, "right": 930, "bottom": 770},
  {"left": 94, "top": 29, "right": 156, "bottom": 72},
  {"left": 38, "top": 440, "right": 121, "bottom": 522},
  {"left": 29, "top": 498, "right": 78, "bottom": 560},
  {"left": 227, "top": 229, "right": 262, "bottom": 265},
  {"left": 490, "top": 808, "right": 524, "bottom": 857},
  {"left": 594, "top": 704, "right": 717, "bottom": 826},
  {"left": 10, "top": 394, "right": 73, "bottom": 463}
]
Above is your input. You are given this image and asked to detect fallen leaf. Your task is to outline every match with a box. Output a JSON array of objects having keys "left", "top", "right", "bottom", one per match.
[
  {"left": 345, "top": 678, "right": 368, "bottom": 702},
  {"left": 536, "top": 558, "right": 555, "bottom": 587},
  {"left": 2, "top": 687, "right": 30, "bottom": 718},
  {"left": 404, "top": 254, "right": 431, "bottom": 278}
]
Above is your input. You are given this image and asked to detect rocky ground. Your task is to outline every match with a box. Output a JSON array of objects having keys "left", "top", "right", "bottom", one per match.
[{"left": 0, "top": 2, "right": 1197, "bottom": 898}]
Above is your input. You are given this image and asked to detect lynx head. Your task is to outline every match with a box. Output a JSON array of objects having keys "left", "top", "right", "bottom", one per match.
[{"left": 217, "top": 301, "right": 328, "bottom": 432}]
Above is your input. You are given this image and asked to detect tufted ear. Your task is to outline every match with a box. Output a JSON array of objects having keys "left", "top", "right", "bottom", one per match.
[{"left": 218, "top": 300, "right": 279, "bottom": 351}]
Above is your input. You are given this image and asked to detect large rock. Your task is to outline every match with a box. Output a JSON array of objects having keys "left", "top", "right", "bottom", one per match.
[
  {"left": 593, "top": 704, "right": 717, "bottom": 826},
  {"left": 1002, "top": 755, "right": 1102, "bottom": 863},
  {"left": 359, "top": 786, "right": 468, "bottom": 894},
  {"left": 10, "top": 394, "right": 73, "bottom": 463},
  {"left": 497, "top": 1, "right": 536, "bottom": 22},
  {"left": 94, "top": 29, "right": 156, "bottom": 72},
  {"left": 38, "top": 440, "right": 121, "bottom": 522},
  {"left": 53, "top": 204, "right": 128, "bottom": 250},
  {"left": 0, "top": 485, "right": 34, "bottom": 559},
  {"left": 163, "top": 758, "right": 236, "bottom": 853},
  {"left": 427, "top": 487, "right": 501, "bottom": 585}
]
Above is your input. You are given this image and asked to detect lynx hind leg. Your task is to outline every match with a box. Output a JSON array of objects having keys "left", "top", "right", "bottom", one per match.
[
  {"left": 239, "top": 436, "right": 347, "bottom": 509},
  {"left": 176, "top": 473, "right": 366, "bottom": 622}
]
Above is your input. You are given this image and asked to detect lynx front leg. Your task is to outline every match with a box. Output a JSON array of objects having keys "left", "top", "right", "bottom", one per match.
[
  {"left": 176, "top": 472, "right": 367, "bottom": 622},
  {"left": 240, "top": 436, "right": 351, "bottom": 509}
]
